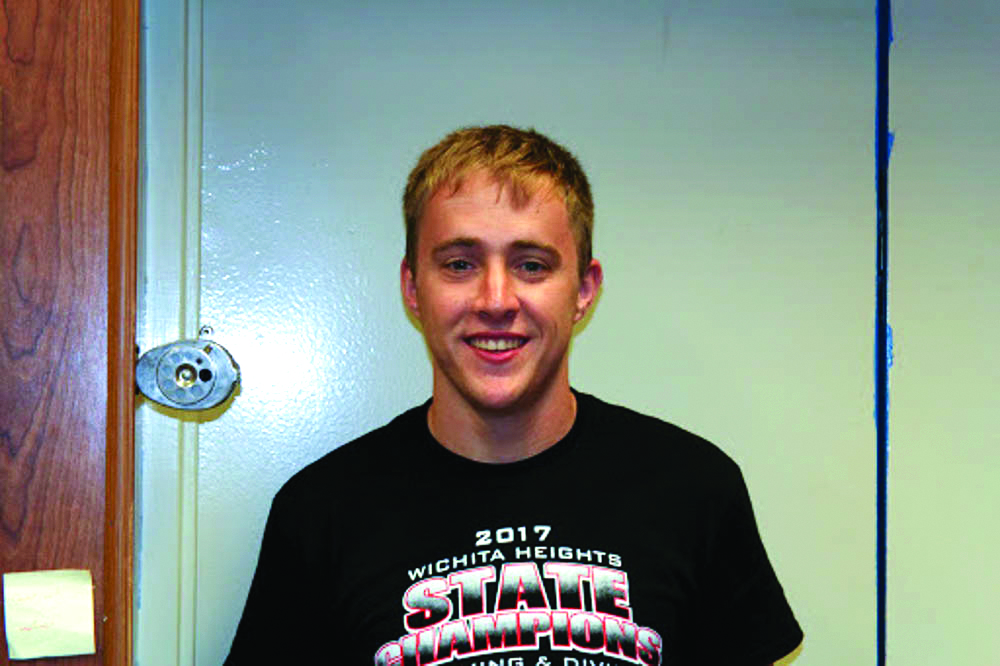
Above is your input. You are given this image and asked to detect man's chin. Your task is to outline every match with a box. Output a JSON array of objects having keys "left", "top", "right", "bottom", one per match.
[
  {"left": 438, "top": 378, "right": 530, "bottom": 415},
  {"left": 464, "top": 380, "right": 562, "bottom": 417},
  {"left": 469, "top": 390, "right": 529, "bottom": 415},
  {"left": 433, "top": 365, "right": 569, "bottom": 417}
]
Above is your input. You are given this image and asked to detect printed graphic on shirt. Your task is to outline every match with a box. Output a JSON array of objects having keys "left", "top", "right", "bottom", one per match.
[{"left": 375, "top": 526, "right": 662, "bottom": 666}]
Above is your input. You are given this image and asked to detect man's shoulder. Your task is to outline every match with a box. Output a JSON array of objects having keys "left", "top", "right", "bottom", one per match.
[
  {"left": 576, "top": 390, "right": 742, "bottom": 477},
  {"left": 275, "top": 400, "right": 430, "bottom": 500}
]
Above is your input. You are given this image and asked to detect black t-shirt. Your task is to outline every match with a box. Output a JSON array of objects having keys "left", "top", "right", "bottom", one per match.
[{"left": 226, "top": 391, "right": 802, "bottom": 665}]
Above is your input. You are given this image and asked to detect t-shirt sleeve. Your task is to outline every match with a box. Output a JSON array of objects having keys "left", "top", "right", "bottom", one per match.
[
  {"left": 224, "top": 484, "right": 330, "bottom": 664},
  {"left": 697, "top": 465, "right": 803, "bottom": 665}
]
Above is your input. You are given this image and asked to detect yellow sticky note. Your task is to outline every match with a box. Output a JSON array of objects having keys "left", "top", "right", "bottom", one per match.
[{"left": 2, "top": 569, "right": 96, "bottom": 660}]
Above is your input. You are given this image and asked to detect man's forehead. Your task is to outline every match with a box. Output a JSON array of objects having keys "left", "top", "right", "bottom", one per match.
[{"left": 430, "top": 168, "right": 563, "bottom": 211}]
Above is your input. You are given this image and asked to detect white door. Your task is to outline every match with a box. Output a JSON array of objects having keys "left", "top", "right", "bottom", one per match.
[{"left": 138, "top": 2, "right": 1000, "bottom": 665}]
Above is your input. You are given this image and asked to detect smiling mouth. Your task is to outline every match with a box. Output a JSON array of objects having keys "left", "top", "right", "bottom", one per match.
[{"left": 466, "top": 336, "right": 527, "bottom": 352}]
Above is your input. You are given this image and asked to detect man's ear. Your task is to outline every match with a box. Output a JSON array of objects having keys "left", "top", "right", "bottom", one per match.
[
  {"left": 401, "top": 258, "right": 420, "bottom": 318},
  {"left": 574, "top": 259, "right": 603, "bottom": 323}
]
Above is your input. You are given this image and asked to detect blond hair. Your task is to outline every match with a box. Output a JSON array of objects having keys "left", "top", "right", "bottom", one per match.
[{"left": 403, "top": 125, "right": 593, "bottom": 277}]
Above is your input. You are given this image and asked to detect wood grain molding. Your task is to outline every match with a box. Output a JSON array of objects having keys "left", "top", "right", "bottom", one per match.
[
  {"left": 2, "top": 1, "right": 109, "bottom": 664},
  {"left": 1, "top": 0, "right": 138, "bottom": 664},
  {"left": 106, "top": 0, "right": 139, "bottom": 664},
  {"left": 1, "top": 6, "right": 51, "bottom": 170}
]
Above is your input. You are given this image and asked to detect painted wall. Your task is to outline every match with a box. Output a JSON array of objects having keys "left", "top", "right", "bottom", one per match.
[
  {"left": 138, "top": 1, "right": 999, "bottom": 664},
  {"left": 888, "top": 1, "right": 999, "bottom": 661}
]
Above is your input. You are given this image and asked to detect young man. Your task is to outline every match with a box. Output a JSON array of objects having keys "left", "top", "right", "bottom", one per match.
[{"left": 226, "top": 125, "right": 803, "bottom": 665}]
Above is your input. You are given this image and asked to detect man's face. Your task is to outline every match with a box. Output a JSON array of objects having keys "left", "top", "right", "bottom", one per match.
[{"left": 402, "top": 170, "right": 602, "bottom": 414}]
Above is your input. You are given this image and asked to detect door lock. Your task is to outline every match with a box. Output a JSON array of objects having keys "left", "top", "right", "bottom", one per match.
[{"left": 136, "top": 334, "right": 240, "bottom": 411}]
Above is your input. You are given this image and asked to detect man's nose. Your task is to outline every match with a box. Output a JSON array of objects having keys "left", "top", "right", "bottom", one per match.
[{"left": 476, "top": 263, "right": 518, "bottom": 319}]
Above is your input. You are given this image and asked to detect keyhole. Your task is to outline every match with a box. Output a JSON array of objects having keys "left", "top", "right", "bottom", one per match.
[{"left": 175, "top": 363, "right": 198, "bottom": 388}]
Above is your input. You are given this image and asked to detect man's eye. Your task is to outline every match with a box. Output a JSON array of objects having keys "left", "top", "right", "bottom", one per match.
[
  {"left": 519, "top": 260, "right": 547, "bottom": 274},
  {"left": 444, "top": 259, "right": 473, "bottom": 272}
]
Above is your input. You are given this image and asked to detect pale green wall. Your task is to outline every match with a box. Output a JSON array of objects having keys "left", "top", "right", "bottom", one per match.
[
  {"left": 888, "top": 3, "right": 999, "bottom": 662},
  {"left": 138, "top": 1, "right": 999, "bottom": 664}
]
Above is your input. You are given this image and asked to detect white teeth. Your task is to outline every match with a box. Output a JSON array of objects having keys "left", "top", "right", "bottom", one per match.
[{"left": 470, "top": 338, "right": 524, "bottom": 351}]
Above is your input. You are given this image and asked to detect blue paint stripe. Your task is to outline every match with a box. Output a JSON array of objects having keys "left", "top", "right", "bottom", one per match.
[{"left": 875, "top": 1, "right": 892, "bottom": 665}]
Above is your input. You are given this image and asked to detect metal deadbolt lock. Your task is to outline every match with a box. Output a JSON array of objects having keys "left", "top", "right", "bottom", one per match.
[{"left": 136, "top": 338, "right": 240, "bottom": 410}]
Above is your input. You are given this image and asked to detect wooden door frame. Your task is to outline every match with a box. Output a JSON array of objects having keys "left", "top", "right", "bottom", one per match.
[{"left": 106, "top": 0, "right": 139, "bottom": 663}]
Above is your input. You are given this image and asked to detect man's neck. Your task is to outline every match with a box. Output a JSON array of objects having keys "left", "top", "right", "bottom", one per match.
[{"left": 427, "top": 385, "right": 577, "bottom": 464}]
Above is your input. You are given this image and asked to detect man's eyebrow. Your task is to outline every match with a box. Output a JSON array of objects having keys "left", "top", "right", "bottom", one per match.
[
  {"left": 429, "top": 238, "right": 563, "bottom": 265},
  {"left": 430, "top": 238, "right": 480, "bottom": 256},
  {"left": 510, "top": 240, "right": 560, "bottom": 257}
]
